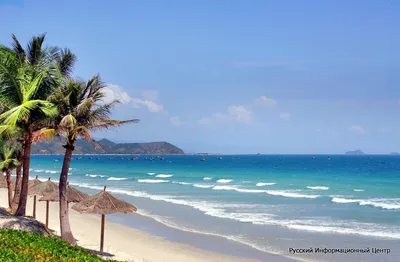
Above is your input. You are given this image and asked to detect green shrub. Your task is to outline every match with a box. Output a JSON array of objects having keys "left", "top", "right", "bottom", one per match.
[{"left": 0, "top": 229, "right": 119, "bottom": 262}]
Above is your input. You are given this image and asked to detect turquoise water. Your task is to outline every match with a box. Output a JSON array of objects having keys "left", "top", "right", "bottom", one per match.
[{"left": 28, "top": 155, "right": 400, "bottom": 261}]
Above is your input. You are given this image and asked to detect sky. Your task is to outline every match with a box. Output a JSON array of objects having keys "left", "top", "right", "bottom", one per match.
[{"left": 0, "top": 0, "right": 399, "bottom": 154}]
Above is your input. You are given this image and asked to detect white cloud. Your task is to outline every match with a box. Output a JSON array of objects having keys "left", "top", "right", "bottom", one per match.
[
  {"left": 141, "top": 90, "right": 160, "bottom": 101},
  {"left": 349, "top": 125, "right": 365, "bottom": 134},
  {"left": 102, "top": 84, "right": 132, "bottom": 104},
  {"left": 170, "top": 116, "right": 183, "bottom": 127},
  {"left": 279, "top": 112, "right": 291, "bottom": 120},
  {"left": 102, "top": 84, "right": 164, "bottom": 113},
  {"left": 198, "top": 105, "right": 253, "bottom": 125},
  {"left": 254, "top": 96, "right": 277, "bottom": 107}
]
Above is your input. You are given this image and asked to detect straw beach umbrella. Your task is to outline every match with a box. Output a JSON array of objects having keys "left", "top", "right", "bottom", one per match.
[
  {"left": 28, "top": 176, "right": 43, "bottom": 218},
  {"left": 72, "top": 186, "right": 137, "bottom": 254},
  {"left": 39, "top": 182, "right": 89, "bottom": 204},
  {"left": 29, "top": 177, "right": 58, "bottom": 227}
]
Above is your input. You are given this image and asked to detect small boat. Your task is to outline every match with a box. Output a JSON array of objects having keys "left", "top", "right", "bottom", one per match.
[
  {"left": 108, "top": 157, "right": 112, "bottom": 160},
  {"left": 88, "top": 157, "right": 92, "bottom": 160},
  {"left": 218, "top": 157, "right": 222, "bottom": 160},
  {"left": 160, "top": 157, "right": 164, "bottom": 160},
  {"left": 96, "top": 157, "right": 100, "bottom": 160},
  {"left": 200, "top": 157, "right": 205, "bottom": 161}
]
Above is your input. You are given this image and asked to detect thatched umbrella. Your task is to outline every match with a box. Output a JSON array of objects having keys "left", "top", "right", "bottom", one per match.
[
  {"left": 29, "top": 177, "right": 58, "bottom": 227},
  {"left": 28, "top": 175, "right": 43, "bottom": 219},
  {"left": 72, "top": 186, "right": 137, "bottom": 254},
  {"left": 39, "top": 182, "right": 89, "bottom": 204}
]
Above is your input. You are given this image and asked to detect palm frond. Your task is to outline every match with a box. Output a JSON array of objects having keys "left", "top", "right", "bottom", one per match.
[
  {"left": 32, "top": 128, "right": 60, "bottom": 143},
  {"left": 26, "top": 33, "right": 46, "bottom": 66}
]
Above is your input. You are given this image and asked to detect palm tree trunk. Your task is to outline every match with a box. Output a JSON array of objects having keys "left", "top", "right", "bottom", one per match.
[
  {"left": 11, "top": 152, "right": 23, "bottom": 211},
  {"left": 15, "top": 133, "right": 32, "bottom": 217},
  {"left": 59, "top": 145, "right": 76, "bottom": 245},
  {"left": 6, "top": 169, "right": 13, "bottom": 209}
]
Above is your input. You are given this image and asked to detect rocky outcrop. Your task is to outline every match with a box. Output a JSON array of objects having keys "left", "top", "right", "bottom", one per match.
[{"left": 0, "top": 208, "right": 52, "bottom": 236}]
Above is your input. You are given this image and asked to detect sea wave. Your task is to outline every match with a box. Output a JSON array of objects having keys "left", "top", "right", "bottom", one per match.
[
  {"left": 332, "top": 197, "right": 400, "bottom": 210},
  {"left": 216, "top": 179, "right": 232, "bottom": 183},
  {"left": 212, "top": 186, "right": 319, "bottom": 199},
  {"left": 193, "top": 184, "right": 214, "bottom": 188},
  {"left": 107, "top": 177, "right": 128, "bottom": 181},
  {"left": 138, "top": 179, "right": 169, "bottom": 183},
  {"left": 265, "top": 190, "right": 320, "bottom": 199},
  {"left": 34, "top": 170, "right": 44, "bottom": 172},
  {"left": 203, "top": 177, "right": 212, "bottom": 180},
  {"left": 147, "top": 172, "right": 156, "bottom": 176},
  {"left": 172, "top": 181, "right": 191, "bottom": 185},
  {"left": 256, "top": 182, "right": 276, "bottom": 186},
  {"left": 353, "top": 189, "right": 364, "bottom": 192},
  {"left": 86, "top": 174, "right": 108, "bottom": 178},
  {"left": 307, "top": 186, "right": 329, "bottom": 190},
  {"left": 45, "top": 170, "right": 58, "bottom": 174},
  {"left": 212, "top": 185, "right": 240, "bottom": 191},
  {"left": 69, "top": 182, "right": 400, "bottom": 240},
  {"left": 156, "top": 174, "right": 173, "bottom": 178}
]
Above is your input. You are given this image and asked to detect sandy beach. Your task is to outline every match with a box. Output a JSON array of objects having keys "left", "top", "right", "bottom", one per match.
[{"left": 0, "top": 188, "right": 261, "bottom": 262}]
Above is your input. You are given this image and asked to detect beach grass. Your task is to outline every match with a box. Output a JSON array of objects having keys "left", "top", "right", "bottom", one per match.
[{"left": 0, "top": 229, "right": 119, "bottom": 262}]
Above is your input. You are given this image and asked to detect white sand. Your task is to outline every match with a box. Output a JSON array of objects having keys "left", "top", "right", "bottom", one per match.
[{"left": 0, "top": 188, "right": 259, "bottom": 262}]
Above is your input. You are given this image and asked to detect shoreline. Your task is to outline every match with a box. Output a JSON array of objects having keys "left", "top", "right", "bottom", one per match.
[{"left": 0, "top": 188, "right": 293, "bottom": 262}]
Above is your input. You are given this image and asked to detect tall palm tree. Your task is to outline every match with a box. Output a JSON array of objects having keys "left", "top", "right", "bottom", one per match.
[
  {"left": 0, "top": 34, "right": 76, "bottom": 216},
  {"left": 35, "top": 75, "right": 139, "bottom": 245},
  {"left": 11, "top": 146, "right": 23, "bottom": 211},
  {"left": 0, "top": 139, "right": 20, "bottom": 209}
]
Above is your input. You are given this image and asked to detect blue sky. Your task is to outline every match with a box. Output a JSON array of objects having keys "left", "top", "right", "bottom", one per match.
[{"left": 1, "top": 0, "right": 399, "bottom": 154}]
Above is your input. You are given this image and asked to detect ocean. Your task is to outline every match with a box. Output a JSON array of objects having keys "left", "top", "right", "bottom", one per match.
[{"left": 28, "top": 155, "right": 400, "bottom": 262}]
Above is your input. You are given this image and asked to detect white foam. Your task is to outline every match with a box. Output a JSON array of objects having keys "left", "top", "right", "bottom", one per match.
[
  {"left": 193, "top": 184, "right": 214, "bottom": 188},
  {"left": 107, "top": 177, "right": 128, "bottom": 181},
  {"left": 213, "top": 185, "right": 240, "bottom": 191},
  {"left": 307, "top": 186, "right": 329, "bottom": 190},
  {"left": 287, "top": 223, "right": 400, "bottom": 239},
  {"left": 256, "top": 182, "right": 276, "bottom": 186},
  {"left": 156, "top": 174, "right": 173, "bottom": 178},
  {"left": 265, "top": 190, "right": 320, "bottom": 199},
  {"left": 69, "top": 182, "right": 400, "bottom": 240},
  {"left": 353, "top": 189, "right": 364, "bottom": 192},
  {"left": 332, "top": 197, "right": 400, "bottom": 210},
  {"left": 85, "top": 174, "right": 108, "bottom": 178},
  {"left": 172, "top": 181, "right": 191, "bottom": 185},
  {"left": 203, "top": 177, "right": 212, "bottom": 180},
  {"left": 147, "top": 173, "right": 156, "bottom": 175},
  {"left": 45, "top": 170, "right": 57, "bottom": 174},
  {"left": 216, "top": 179, "right": 232, "bottom": 183},
  {"left": 34, "top": 170, "right": 44, "bottom": 172},
  {"left": 138, "top": 179, "right": 169, "bottom": 183}
]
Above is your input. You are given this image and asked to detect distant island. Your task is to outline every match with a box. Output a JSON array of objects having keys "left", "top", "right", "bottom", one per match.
[
  {"left": 32, "top": 138, "right": 184, "bottom": 155},
  {"left": 345, "top": 150, "right": 365, "bottom": 155},
  {"left": 390, "top": 152, "right": 400, "bottom": 155}
]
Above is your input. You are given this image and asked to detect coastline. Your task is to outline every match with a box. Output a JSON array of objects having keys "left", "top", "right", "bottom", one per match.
[{"left": 0, "top": 188, "right": 292, "bottom": 262}]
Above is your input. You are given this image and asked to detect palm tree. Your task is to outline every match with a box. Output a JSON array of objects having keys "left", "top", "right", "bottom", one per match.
[
  {"left": 0, "top": 34, "right": 76, "bottom": 216},
  {"left": 35, "top": 75, "right": 139, "bottom": 244},
  {"left": 0, "top": 139, "right": 20, "bottom": 209},
  {"left": 11, "top": 146, "right": 23, "bottom": 211}
]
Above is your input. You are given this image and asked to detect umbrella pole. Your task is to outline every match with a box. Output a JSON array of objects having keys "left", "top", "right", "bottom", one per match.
[
  {"left": 100, "top": 214, "right": 105, "bottom": 255},
  {"left": 33, "top": 195, "right": 37, "bottom": 219},
  {"left": 46, "top": 200, "right": 49, "bottom": 228}
]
